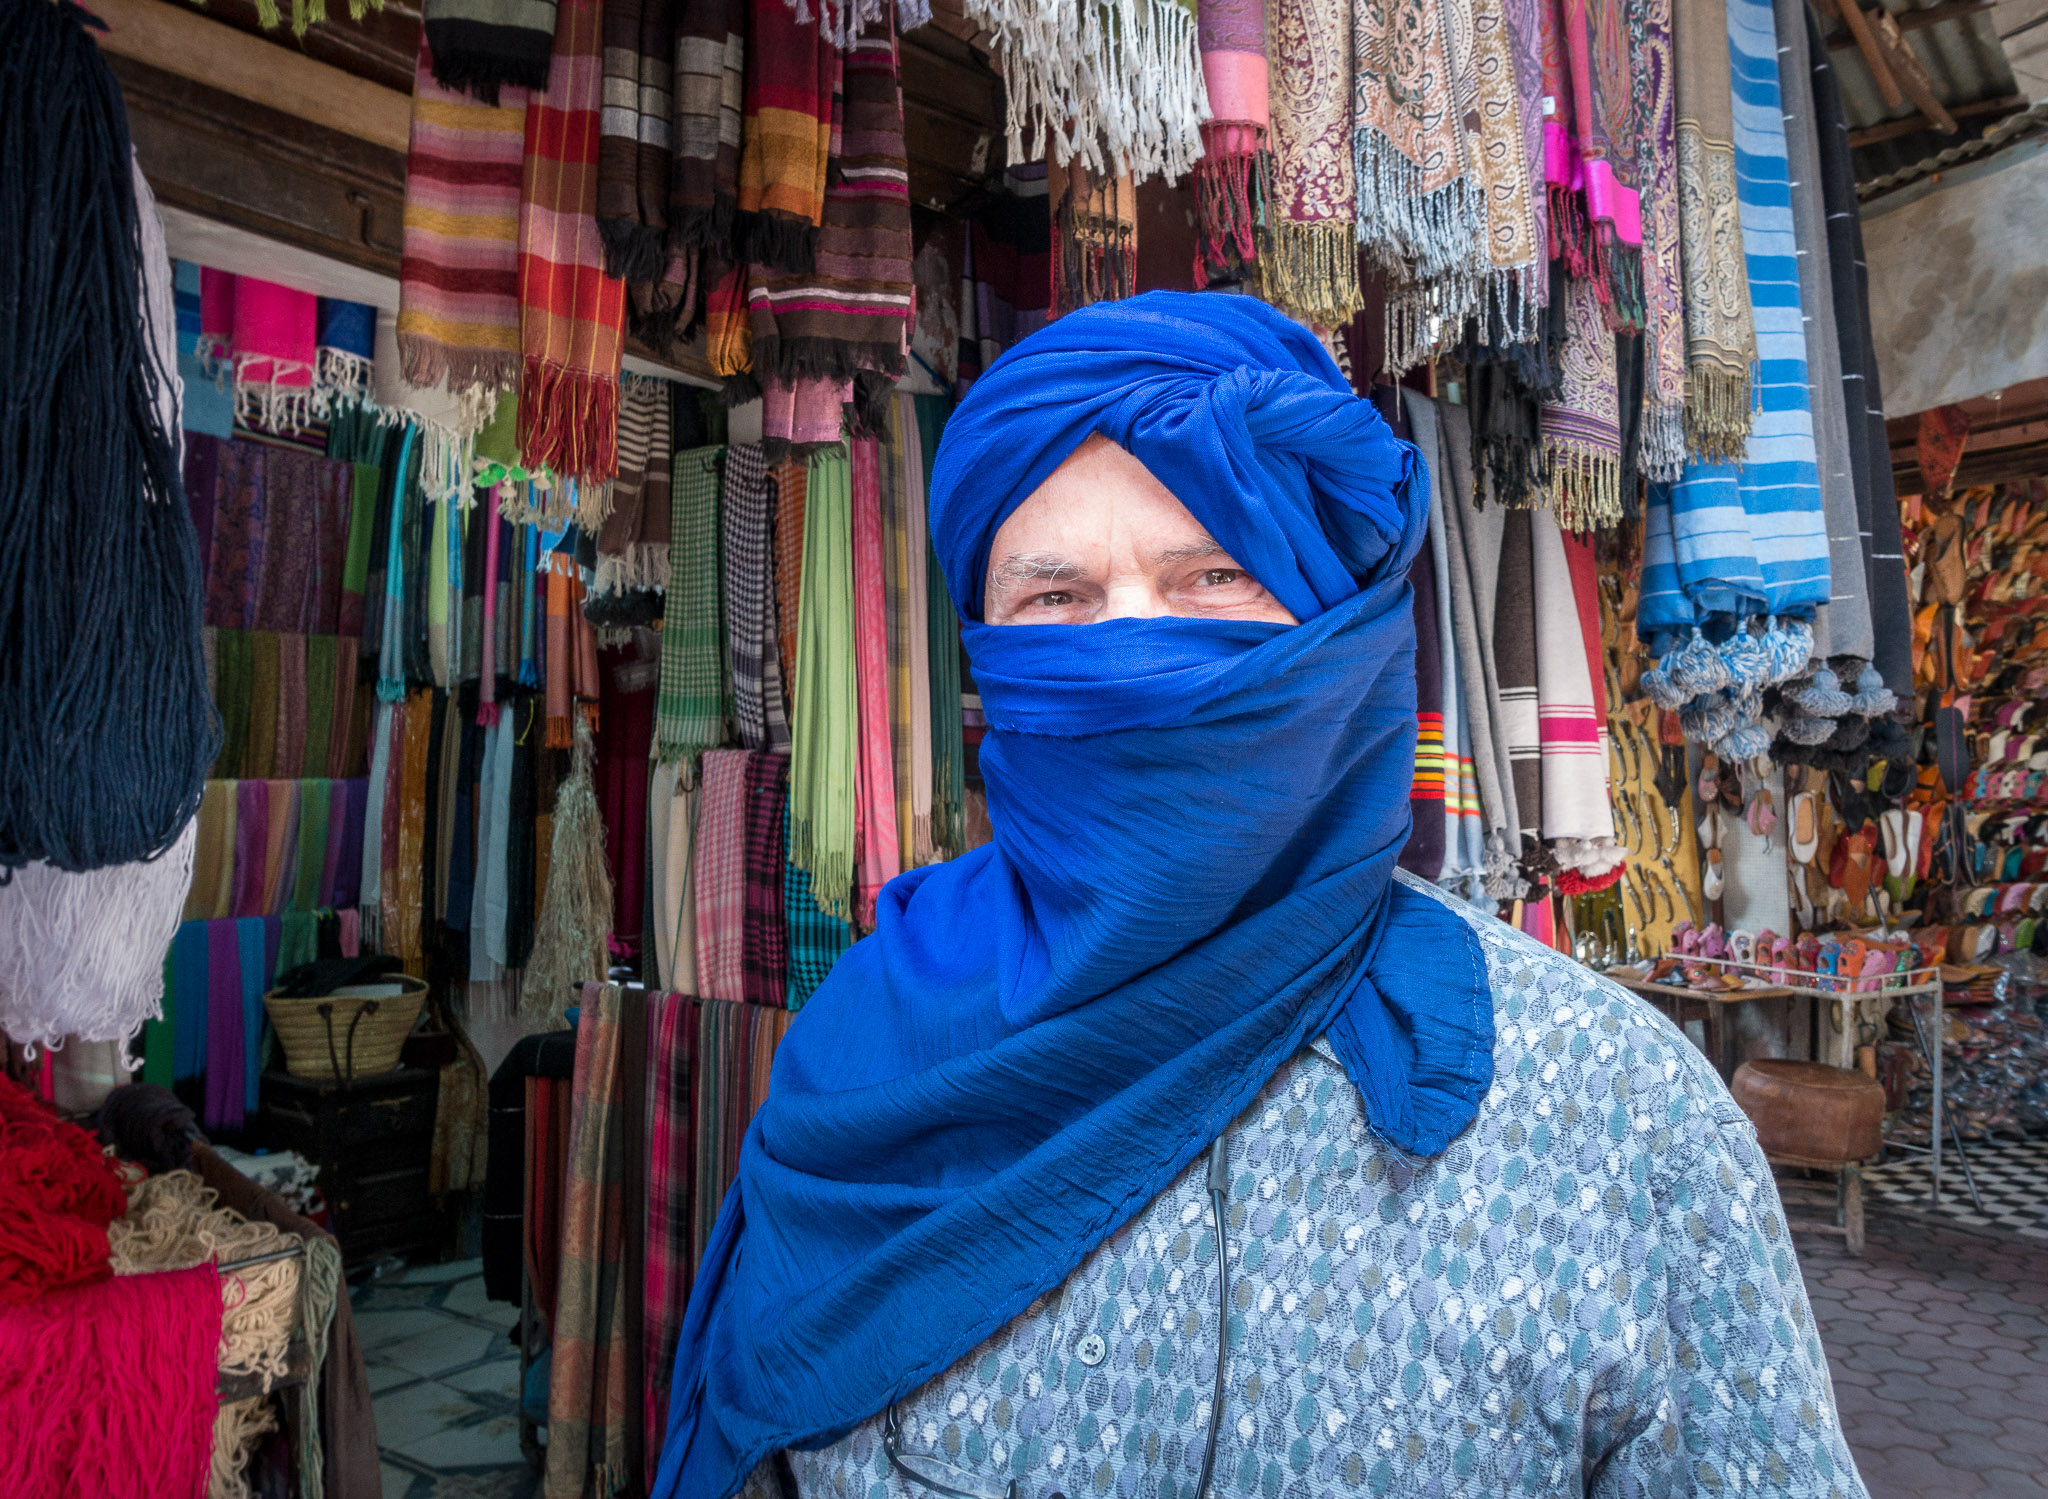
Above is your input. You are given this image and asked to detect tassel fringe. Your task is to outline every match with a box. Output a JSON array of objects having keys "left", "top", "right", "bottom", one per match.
[
  {"left": 1192, "top": 128, "right": 1268, "bottom": 282},
  {"left": 395, "top": 331, "right": 520, "bottom": 400},
  {"left": 1259, "top": 220, "right": 1364, "bottom": 328},
  {"left": 1541, "top": 444, "right": 1623, "bottom": 532},
  {"left": 1354, "top": 131, "right": 1487, "bottom": 284},
  {"left": 518, "top": 357, "right": 620, "bottom": 483},
  {"left": 1684, "top": 363, "right": 1755, "bottom": 463}
]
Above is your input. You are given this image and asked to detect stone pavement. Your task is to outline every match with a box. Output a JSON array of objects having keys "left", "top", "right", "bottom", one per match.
[{"left": 1799, "top": 1210, "right": 2048, "bottom": 1498}]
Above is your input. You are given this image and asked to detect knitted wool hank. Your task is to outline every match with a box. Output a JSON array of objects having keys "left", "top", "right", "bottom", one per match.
[
  {"left": 788, "top": 446, "right": 858, "bottom": 922},
  {"left": 523, "top": 716, "right": 613, "bottom": 1028},
  {"left": 0, "top": 1265, "right": 221, "bottom": 1499},
  {"left": 0, "top": 1078, "right": 129, "bottom": 1305}
]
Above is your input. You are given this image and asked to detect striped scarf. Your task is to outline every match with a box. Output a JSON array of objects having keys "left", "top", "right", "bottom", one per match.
[
  {"left": 670, "top": 0, "right": 747, "bottom": 251},
  {"left": 518, "top": 0, "right": 628, "bottom": 481},
  {"left": 747, "top": 18, "right": 913, "bottom": 388},
  {"left": 788, "top": 446, "right": 857, "bottom": 923},
  {"left": 737, "top": 0, "right": 836, "bottom": 272},
  {"left": 421, "top": 0, "right": 557, "bottom": 100},
  {"left": 596, "top": 0, "right": 676, "bottom": 284},
  {"left": 849, "top": 437, "right": 899, "bottom": 925},
  {"left": 1531, "top": 511, "right": 1617, "bottom": 864},
  {"left": 656, "top": 446, "right": 729, "bottom": 760},
  {"left": 642, "top": 990, "right": 696, "bottom": 1489},
  {"left": 595, "top": 375, "right": 675, "bottom": 595},
  {"left": 397, "top": 40, "right": 527, "bottom": 394}
]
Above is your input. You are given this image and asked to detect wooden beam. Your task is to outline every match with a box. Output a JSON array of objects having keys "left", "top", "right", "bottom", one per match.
[
  {"left": 1873, "top": 10, "right": 1958, "bottom": 134},
  {"left": 1832, "top": 0, "right": 1907, "bottom": 109},
  {"left": 1829, "top": 0, "right": 1991, "bottom": 50},
  {"left": 1847, "top": 92, "right": 2024, "bottom": 148},
  {"left": 89, "top": 0, "right": 411, "bottom": 154}
]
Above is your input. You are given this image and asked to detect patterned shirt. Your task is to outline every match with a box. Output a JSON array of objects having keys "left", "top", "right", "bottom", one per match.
[{"left": 750, "top": 877, "right": 1867, "bottom": 1499}]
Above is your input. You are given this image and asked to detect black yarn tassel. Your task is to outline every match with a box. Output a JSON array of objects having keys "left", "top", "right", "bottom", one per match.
[{"left": 0, "top": 0, "right": 220, "bottom": 873}]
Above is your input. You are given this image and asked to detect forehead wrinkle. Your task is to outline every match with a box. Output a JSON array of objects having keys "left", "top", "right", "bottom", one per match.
[{"left": 1149, "top": 535, "right": 1227, "bottom": 568}]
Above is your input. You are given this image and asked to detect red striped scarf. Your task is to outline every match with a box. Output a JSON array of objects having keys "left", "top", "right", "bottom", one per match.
[
  {"left": 518, "top": 0, "right": 628, "bottom": 481},
  {"left": 736, "top": 0, "right": 836, "bottom": 273}
]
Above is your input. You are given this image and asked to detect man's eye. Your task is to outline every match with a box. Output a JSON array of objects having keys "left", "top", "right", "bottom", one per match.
[
  {"left": 1032, "top": 591, "right": 1076, "bottom": 608},
  {"left": 1199, "top": 569, "right": 1245, "bottom": 587}
]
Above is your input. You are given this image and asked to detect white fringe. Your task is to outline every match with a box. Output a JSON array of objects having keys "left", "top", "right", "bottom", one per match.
[
  {"left": 782, "top": 0, "right": 930, "bottom": 48},
  {"left": 0, "top": 819, "right": 197, "bottom": 1057},
  {"left": 1639, "top": 400, "right": 1686, "bottom": 486},
  {"left": 965, "top": 0, "right": 1210, "bottom": 184},
  {"left": 593, "top": 543, "right": 673, "bottom": 597},
  {"left": 312, "top": 346, "right": 374, "bottom": 418},
  {"left": 375, "top": 388, "right": 498, "bottom": 508}
]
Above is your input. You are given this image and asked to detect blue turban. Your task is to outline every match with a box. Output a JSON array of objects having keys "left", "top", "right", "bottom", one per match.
[{"left": 653, "top": 291, "right": 1494, "bottom": 1499}]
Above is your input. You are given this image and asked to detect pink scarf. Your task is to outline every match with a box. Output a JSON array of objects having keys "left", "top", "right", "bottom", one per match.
[
  {"left": 693, "top": 748, "right": 752, "bottom": 1002},
  {"left": 850, "top": 438, "right": 899, "bottom": 924}
]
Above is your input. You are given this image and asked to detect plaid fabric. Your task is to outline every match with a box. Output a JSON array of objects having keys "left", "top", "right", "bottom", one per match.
[
  {"left": 771, "top": 457, "right": 805, "bottom": 698},
  {"left": 670, "top": 0, "right": 746, "bottom": 250},
  {"left": 596, "top": 0, "right": 676, "bottom": 283},
  {"left": 656, "top": 445, "right": 729, "bottom": 760},
  {"left": 642, "top": 990, "right": 696, "bottom": 1490},
  {"left": 721, "top": 442, "right": 789, "bottom": 751},
  {"left": 737, "top": 0, "right": 836, "bottom": 271},
  {"left": 740, "top": 751, "right": 790, "bottom": 1005},
  {"left": 783, "top": 805, "right": 849, "bottom": 1006},
  {"left": 747, "top": 19, "right": 913, "bottom": 384},
  {"left": 545, "top": 981, "right": 631, "bottom": 1499},
  {"left": 691, "top": 748, "right": 751, "bottom": 1002},
  {"left": 518, "top": 0, "right": 628, "bottom": 481},
  {"left": 398, "top": 38, "right": 527, "bottom": 393},
  {"left": 690, "top": 995, "right": 729, "bottom": 1267},
  {"left": 849, "top": 437, "right": 899, "bottom": 925}
]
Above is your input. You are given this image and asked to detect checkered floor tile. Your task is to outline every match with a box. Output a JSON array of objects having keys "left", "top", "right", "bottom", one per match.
[{"left": 1863, "top": 1136, "right": 2048, "bottom": 1241}]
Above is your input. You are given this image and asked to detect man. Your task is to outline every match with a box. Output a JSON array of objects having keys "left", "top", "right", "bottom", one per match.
[{"left": 653, "top": 294, "right": 1865, "bottom": 1499}]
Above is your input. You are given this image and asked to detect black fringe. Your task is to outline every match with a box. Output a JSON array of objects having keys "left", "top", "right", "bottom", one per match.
[
  {"left": 420, "top": 21, "right": 555, "bottom": 106},
  {"left": 721, "top": 370, "right": 763, "bottom": 407},
  {"left": 598, "top": 217, "right": 670, "bottom": 287},
  {"left": 736, "top": 210, "right": 818, "bottom": 276}
]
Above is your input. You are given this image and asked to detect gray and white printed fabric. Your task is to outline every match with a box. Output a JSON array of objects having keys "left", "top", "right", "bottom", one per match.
[{"left": 748, "top": 874, "right": 1868, "bottom": 1499}]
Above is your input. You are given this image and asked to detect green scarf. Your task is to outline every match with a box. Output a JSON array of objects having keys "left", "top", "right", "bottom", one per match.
[
  {"left": 789, "top": 446, "right": 857, "bottom": 923},
  {"left": 913, "top": 395, "right": 965, "bottom": 857},
  {"left": 656, "top": 445, "right": 730, "bottom": 761}
]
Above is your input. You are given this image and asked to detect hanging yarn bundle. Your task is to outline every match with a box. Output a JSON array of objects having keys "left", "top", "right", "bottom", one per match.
[
  {"left": 0, "top": 1078, "right": 130, "bottom": 1305},
  {"left": 0, "top": 1, "right": 217, "bottom": 1054},
  {"left": 524, "top": 715, "right": 614, "bottom": 1025}
]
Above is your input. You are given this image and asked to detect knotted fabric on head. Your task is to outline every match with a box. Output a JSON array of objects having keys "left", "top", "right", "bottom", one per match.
[{"left": 652, "top": 291, "right": 1495, "bottom": 1499}]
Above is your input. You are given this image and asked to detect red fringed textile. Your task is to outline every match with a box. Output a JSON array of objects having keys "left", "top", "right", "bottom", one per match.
[
  {"left": 0, "top": 1079, "right": 127, "bottom": 1305},
  {"left": 1554, "top": 864, "right": 1625, "bottom": 895},
  {"left": 517, "top": 0, "right": 627, "bottom": 480},
  {"left": 0, "top": 1264, "right": 222, "bottom": 1499}
]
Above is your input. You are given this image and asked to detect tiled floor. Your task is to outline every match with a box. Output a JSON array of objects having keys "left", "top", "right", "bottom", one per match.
[
  {"left": 352, "top": 1259, "right": 538, "bottom": 1499},
  {"left": 1864, "top": 1137, "right": 2048, "bottom": 1241}
]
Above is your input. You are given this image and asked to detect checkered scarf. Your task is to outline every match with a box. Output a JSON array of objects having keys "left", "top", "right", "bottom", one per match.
[
  {"left": 771, "top": 457, "right": 805, "bottom": 696},
  {"left": 656, "top": 445, "right": 729, "bottom": 761},
  {"left": 692, "top": 748, "right": 751, "bottom": 1001},
  {"left": 642, "top": 989, "right": 696, "bottom": 1490},
  {"left": 720, "top": 442, "right": 790, "bottom": 751},
  {"left": 740, "top": 751, "right": 790, "bottom": 1005},
  {"left": 781, "top": 805, "right": 849, "bottom": 1006},
  {"left": 670, "top": 0, "right": 746, "bottom": 251}
]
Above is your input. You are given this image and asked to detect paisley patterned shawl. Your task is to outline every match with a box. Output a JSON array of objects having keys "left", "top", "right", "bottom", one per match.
[
  {"left": 1470, "top": 0, "right": 1544, "bottom": 338},
  {"left": 1632, "top": 0, "right": 1685, "bottom": 481},
  {"left": 1264, "top": 0, "right": 1364, "bottom": 327},
  {"left": 1672, "top": 0, "right": 1754, "bottom": 459}
]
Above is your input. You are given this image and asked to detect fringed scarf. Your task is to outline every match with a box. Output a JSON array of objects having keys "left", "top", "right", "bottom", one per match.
[
  {"left": 971, "top": 0, "right": 1207, "bottom": 185},
  {"left": 1050, "top": 161, "right": 1138, "bottom": 316},
  {"left": 693, "top": 748, "right": 750, "bottom": 1002},
  {"left": 199, "top": 270, "right": 319, "bottom": 432},
  {"left": 1554, "top": 0, "right": 1644, "bottom": 326},
  {"left": 314, "top": 299, "right": 375, "bottom": 415},
  {"left": 788, "top": 446, "right": 857, "bottom": 923},
  {"left": 722, "top": 443, "right": 791, "bottom": 751},
  {"left": 597, "top": 0, "right": 677, "bottom": 284},
  {"left": 671, "top": 0, "right": 747, "bottom": 252},
  {"left": 740, "top": 752, "right": 791, "bottom": 1005},
  {"left": 1531, "top": 510, "right": 1619, "bottom": 869},
  {"left": 518, "top": 0, "right": 628, "bottom": 481},
  {"left": 1632, "top": 0, "right": 1684, "bottom": 481},
  {"left": 913, "top": 395, "right": 966, "bottom": 858},
  {"left": 759, "top": 373, "right": 851, "bottom": 457},
  {"left": 749, "top": 18, "right": 913, "bottom": 392},
  {"left": 596, "top": 376, "right": 676, "bottom": 595},
  {"left": 396, "top": 45, "right": 524, "bottom": 404},
  {"left": 736, "top": 0, "right": 836, "bottom": 274},
  {"left": 1536, "top": 274, "right": 1622, "bottom": 531},
  {"left": 1673, "top": 0, "right": 1754, "bottom": 459},
  {"left": 1264, "top": 0, "right": 1362, "bottom": 327},
  {"left": 421, "top": 0, "right": 557, "bottom": 101},
  {"left": 1351, "top": 0, "right": 1488, "bottom": 370},
  {"left": 657, "top": 447, "right": 731, "bottom": 762},
  {"left": 849, "top": 437, "right": 900, "bottom": 925},
  {"left": 1194, "top": 0, "right": 1271, "bottom": 282},
  {"left": 1471, "top": 0, "right": 1545, "bottom": 336}
]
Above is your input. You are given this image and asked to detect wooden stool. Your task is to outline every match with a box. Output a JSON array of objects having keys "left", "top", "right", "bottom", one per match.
[{"left": 1732, "top": 1060, "right": 1885, "bottom": 1255}]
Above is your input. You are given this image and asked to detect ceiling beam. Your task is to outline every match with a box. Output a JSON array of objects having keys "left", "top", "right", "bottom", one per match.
[
  {"left": 1848, "top": 92, "right": 2025, "bottom": 147},
  {"left": 1829, "top": 0, "right": 1992, "bottom": 50}
]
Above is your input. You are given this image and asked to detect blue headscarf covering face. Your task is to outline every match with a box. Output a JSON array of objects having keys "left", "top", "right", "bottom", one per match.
[{"left": 654, "top": 292, "right": 1495, "bottom": 1499}]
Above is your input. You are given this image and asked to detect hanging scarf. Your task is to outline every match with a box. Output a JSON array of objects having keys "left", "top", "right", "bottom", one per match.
[
  {"left": 1351, "top": 0, "right": 1488, "bottom": 368},
  {"left": 398, "top": 39, "right": 528, "bottom": 394},
  {"left": 199, "top": 270, "right": 319, "bottom": 432},
  {"left": 772, "top": 458, "right": 806, "bottom": 695},
  {"left": 736, "top": 0, "right": 836, "bottom": 273},
  {"left": 597, "top": 0, "right": 677, "bottom": 283},
  {"left": 518, "top": 0, "right": 628, "bottom": 481},
  {"left": 889, "top": 394, "right": 935, "bottom": 864},
  {"left": 1673, "top": 0, "right": 1754, "bottom": 459},
  {"left": 692, "top": 748, "right": 750, "bottom": 1002},
  {"left": 656, "top": 446, "right": 730, "bottom": 761},
  {"left": 722, "top": 443, "right": 789, "bottom": 750},
  {"left": 759, "top": 373, "right": 849, "bottom": 457},
  {"left": 787, "top": 446, "right": 857, "bottom": 924},
  {"left": 1049, "top": 162, "right": 1137, "bottom": 317},
  {"left": 1554, "top": 0, "right": 1644, "bottom": 325},
  {"left": 1426, "top": 445, "right": 1487, "bottom": 898},
  {"left": 1531, "top": 510, "right": 1618, "bottom": 871},
  {"left": 1494, "top": 508, "right": 1542, "bottom": 843},
  {"left": 670, "top": 0, "right": 747, "bottom": 252},
  {"left": 643, "top": 990, "right": 697, "bottom": 1489},
  {"left": 314, "top": 299, "right": 376, "bottom": 415},
  {"left": 421, "top": 0, "right": 557, "bottom": 100},
  {"left": 1638, "top": 0, "right": 1829, "bottom": 639},
  {"left": 849, "top": 438, "right": 900, "bottom": 924},
  {"left": 1471, "top": 0, "right": 1544, "bottom": 337},
  {"left": 1631, "top": 0, "right": 1684, "bottom": 481},
  {"left": 1263, "top": 0, "right": 1363, "bottom": 326},
  {"left": 650, "top": 292, "right": 1490, "bottom": 1499},
  {"left": 913, "top": 395, "right": 966, "bottom": 858},
  {"left": 1536, "top": 274, "right": 1623, "bottom": 531},
  {"left": 747, "top": 19, "right": 913, "bottom": 386},
  {"left": 740, "top": 752, "right": 791, "bottom": 1005},
  {"left": 1194, "top": 0, "right": 1271, "bottom": 282},
  {"left": 596, "top": 375, "right": 676, "bottom": 594},
  {"left": 782, "top": 825, "right": 851, "bottom": 1006}
]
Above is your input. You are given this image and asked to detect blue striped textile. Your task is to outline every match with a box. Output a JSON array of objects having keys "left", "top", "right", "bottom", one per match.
[{"left": 1639, "top": 0, "right": 1831, "bottom": 639}]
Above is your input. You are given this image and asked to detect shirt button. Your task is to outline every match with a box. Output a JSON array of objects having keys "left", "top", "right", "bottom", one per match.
[{"left": 1075, "top": 1333, "right": 1107, "bottom": 1367}]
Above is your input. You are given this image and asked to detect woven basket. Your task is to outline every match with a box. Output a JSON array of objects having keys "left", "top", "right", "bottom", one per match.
[{"left": 263, "top": 976, "right": 428, "bottom": 1082}]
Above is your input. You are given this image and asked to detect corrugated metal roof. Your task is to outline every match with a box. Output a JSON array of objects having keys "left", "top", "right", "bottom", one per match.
[{"left": 1823, "top": 0, "right": 2033, "bottom": 184}]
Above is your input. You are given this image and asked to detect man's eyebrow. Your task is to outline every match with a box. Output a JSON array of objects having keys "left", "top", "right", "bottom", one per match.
[
  {"left": 991, "top": 552, "right": 1089, "bottom": 587},
  {"left": 1150, "top": 536, "right": 1227, "bottom": 568}
]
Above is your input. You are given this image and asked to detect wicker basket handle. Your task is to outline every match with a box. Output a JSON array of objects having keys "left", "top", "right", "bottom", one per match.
[
  {"left": 342, "top": 999, "right": 380, "bottom": 1085},
  {"left": 316, "top": 1002, "right": 341, "bottom": 1081},
  {"left": 314, "top": 998, "right": 383, "bottom": 1086}
]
